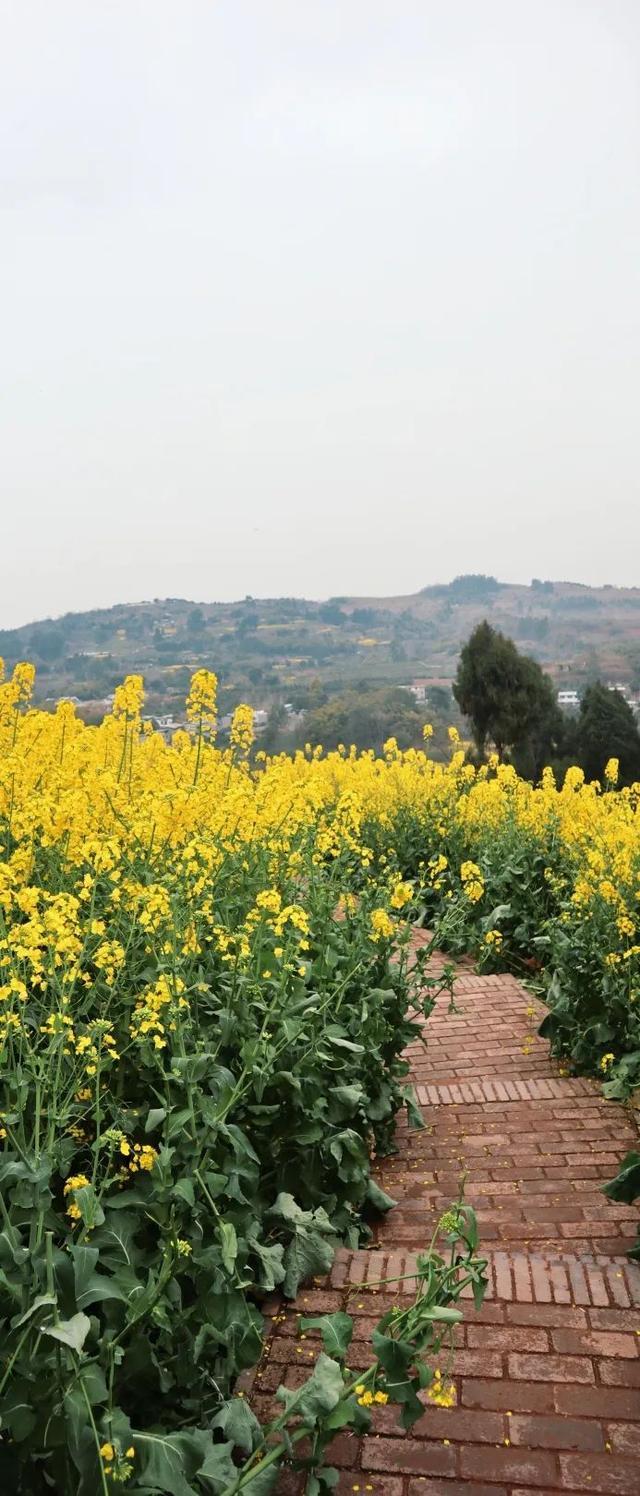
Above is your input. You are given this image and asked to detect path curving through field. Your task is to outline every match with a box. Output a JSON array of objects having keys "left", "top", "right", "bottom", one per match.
[{"left": 250, "top": 936, "right": 640, "bottom": 1494}]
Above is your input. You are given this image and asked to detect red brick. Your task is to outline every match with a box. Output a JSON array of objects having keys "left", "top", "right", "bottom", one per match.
[
  {"left": 336, "top": 1478, "right": 403, "bottom": 1496},
  {"left": 413, "top": 1407, "right": 504, "bottom": 1443},
  {"left": 551, "top": 1328, "right": 638, "bottom": 1358},
  {"left": 407, "top": 1484, "right": 507, "bottom": 1496},
  {"left": 508, "top": 1353, "right": 595, "bottom": 1384},
  {"left": 531, "top": 1258, "right": 553, "bottom": 1302},
  {"left": 508, "top": 1414, "right": 604, "bottom": 1451},
  {"left": 451, "top": 1350, "right": 504, "bottom": 1378},
  {"left": 459, "top": 1445, "right": 558, "bottom": 1485},
  {"left": 588, "top": 1307, "right": 639, "bottom": 1332},
  {"left": 609, "top": 1422, "right": 640, "bottom": 1456},
  {"left": 506, "top": 1304, "right": 587, "bottom": 1329},
  {"left": 361, "top": 1436, "right": 456, "bottom": 1476},
  {"left": 584, "top": 1265, "right": 610, "bottom": 1305},
  {"left": 274, "top": 1470, "right": 302, "bottom": 1495},
  {"left": 558, "top": 1452, "right": 640, "bottom": 1492},
  {"left": 555, "top": 1385, "right": 640, "bottom": 1419},
  {"left": 600, "top": 1359, "right": 640, "bottom": 1386},
  {"left": 467, "top": 1325, "right": 549, "bottom": 1352},
  {"left": 462, "top": 1378, "right": 555, "bottom": 1413}
]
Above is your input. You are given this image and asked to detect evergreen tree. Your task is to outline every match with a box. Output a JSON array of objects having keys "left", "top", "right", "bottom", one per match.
[
  {"left": 577, "top": 684, "right": 640, "bottom": 784},
  {"left": 453, "top": 621, "right": 562, "bottom": 773}
]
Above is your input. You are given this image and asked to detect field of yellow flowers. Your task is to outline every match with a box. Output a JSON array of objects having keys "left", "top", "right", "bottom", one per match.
[{"left": 0, "top": 659, "right": 638, "bottom": 1493}]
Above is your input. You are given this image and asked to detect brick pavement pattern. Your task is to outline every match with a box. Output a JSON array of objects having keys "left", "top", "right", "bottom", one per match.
[{"left": 249, "top": 937, "right": 640, "bottom": 1493}]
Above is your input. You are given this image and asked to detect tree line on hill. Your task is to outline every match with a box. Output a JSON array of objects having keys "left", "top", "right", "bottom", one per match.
[{"left": 453, "top": 621, "right": 640, "bottom": 784}]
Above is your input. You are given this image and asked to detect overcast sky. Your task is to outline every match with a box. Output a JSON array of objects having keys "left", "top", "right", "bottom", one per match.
[{"left": 2, "top": 1, "right": 639, "bottom": 628}]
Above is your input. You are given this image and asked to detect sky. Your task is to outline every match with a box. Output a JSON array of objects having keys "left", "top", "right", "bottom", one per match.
[{"left": 2, "top": 1, "right": 640, "bottom": 628}]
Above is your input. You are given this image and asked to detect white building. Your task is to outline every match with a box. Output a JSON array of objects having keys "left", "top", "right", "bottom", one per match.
[{"left": 557, "top": 690, "right": 580, "bottom": 708}]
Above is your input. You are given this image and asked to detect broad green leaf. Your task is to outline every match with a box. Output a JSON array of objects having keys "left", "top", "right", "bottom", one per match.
[
  {"left": 134, "top": 1429, "right": 234, "bottom": 1496},
  {"left": 220, "top": 1221, "right": 238, "bottom": 1274},
  {"left": 366, "top": 1178, "right": 396, "bottom": 1213},
  {"left": 173, "top": 1178, "right": 195, "bottom": 1207},
  {"left": 602, "top": 1150, "right": 640, "bottom": 1204},
  {"left": 146, "top": 1106, "right": 167, "bottom": 1132},
  {"left": 211, "top": 1396, "right": 262, "bottom": 1454},
  {"left": 42, "top": 1312, "right": 91, "bottom": 1353},
  {"left": 325, "top": 1035, "right": 364, "bottom": 1053},
  {"left": 299, "top": 1312, "right": 353, "bottom": 1358},
  {"left": 267, "top": 1192, "right": 311, "bottom": 1226},
  {"left": 251, "top": 1239, "right": 285, "bottom": 1291},
  {"left": 0, "top": 1386, "right": 37, "bottom": 1441},
  {"left": 90, "top": 1211, "right": 139, "bottom": 1270},
  {"left": 277, "top": 1352, "right": 344, "bottom": 1425},
  {"left": 371, "top": 1330, "right": 424, "bottom": 1427},
  {"left": 332, "top": 1084, "right": 364, "bottom": 1110},
  {"left": 70, "top": 1244, "right": 127, "bottom": 1310},
  {"left": 282, "top": 1228, "right": 335, "bottom": 1298},
  {"left": 12, "top": 1293, "right": 56, "bottom": 1329}
]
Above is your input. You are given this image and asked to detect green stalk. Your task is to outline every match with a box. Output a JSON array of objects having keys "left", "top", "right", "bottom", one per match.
[{"left": 78, "top": 1373, "right": 110, "bottom": 1496}]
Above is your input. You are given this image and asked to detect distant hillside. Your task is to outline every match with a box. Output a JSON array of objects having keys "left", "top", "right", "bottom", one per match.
[{"left": 3, "top": 574, "right": 640, "bottom": 717}]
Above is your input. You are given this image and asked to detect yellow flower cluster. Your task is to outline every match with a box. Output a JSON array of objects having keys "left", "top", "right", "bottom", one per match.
[
  {"left": 460, "top": 861, "right": 484, "bottom": 904},
  {"left": 186, "top": 668, "right": 218, "bottom": 728},
  {"left": 230, "top": 703, "right": 255, "bottom": 755},
  {"left": 369, "top": 909, "right": 395, "bottom": 942},
  {"left": 354, "top": 1383, "right": 388, "bottom": 1407},
  {"left": 63, "top": 1173, "right": 91, "bottom": 1222},
  {"left": 99, "top": 1440, "right": 135, "bottom": 1481},
  {"left": 427, "top": 1369, "right": 457, "bottom": 1407}
]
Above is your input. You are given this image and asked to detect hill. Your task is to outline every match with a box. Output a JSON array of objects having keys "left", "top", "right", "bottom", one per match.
[{"left": 2, "top": 574, "right": 640, "bottom": 719}]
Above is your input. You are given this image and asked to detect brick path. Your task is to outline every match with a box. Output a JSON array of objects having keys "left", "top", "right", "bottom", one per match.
[{"left": 250, "top": 941, "right": 640, "bottom": 1494}]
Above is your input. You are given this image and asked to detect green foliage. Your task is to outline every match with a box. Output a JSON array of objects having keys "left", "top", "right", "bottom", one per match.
[
  {"left": 577, "top": 683, "right": 640, "bottom": 785},
  {"left": 454, "top": 621, "right": 563, "bottom": 770},
  {"left": 211, "top": 1201, "right": 487, "bottom": 1493},
  {"left": 0, "top": 849, "right": 450, "bottom": 1494},
  {"left": 603, "top": 1152, "right": 640, "bottom": 1259}
]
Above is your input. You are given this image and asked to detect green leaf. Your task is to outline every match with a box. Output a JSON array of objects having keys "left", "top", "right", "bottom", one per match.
[
  {"left": 73, "top": 1184, "right": 105, "bottom": 1230},
  {"left": 220, "top": 1221, "right": 238, "bottom": 1274},
  {"left": 267, "top": 1191, "right": 312, "bottom": 1226},
  {"left": 602, "top": 1151, "right": 640, "bottom": 1204},
  {"left": 12, "top": 1293, "right": 56, "bottom": 1329},
  {"left": 325, "top": 1035, "right": 364, "bottom": 1053},
  {"left": 299, "top": 1311, "right": 353, "bottom": 1358},
  {"left": 403, "top": 1086, "right": 425, "bottom": 1131},
  {"left": 173, "top": 1178, "right": 195, "bottom": 1207},
  {"left": 235, "top": 1469, "right": 277, "bottom": 1495},
  {"left": 70, "top": 1244, "right": 127, "bottom": 1310},
  {"left": 332, "top": 1084, "right": 364, "bottom": 1110},
  {"left": 42, "top": 1312, "right": 91, "bottom": 1353},
  {"left": 211, "top": 1396, "right": 262, "bottom": 1454},
  {"left": 276, "top": 1352, "right": 344, "bottom": 1425},
  {"left": 146, "top": 1106, "right": 167, "bottom": 1132},
  {"left": 91, "top": 1211, "right": 139, "bottom": 1270},
  {"left": 198, "top": 1438, "right": 244, "bottom": 1492},
  {"left": 365, "top": 1178, "right": 396, "bottom": 1213},
  {"left": 307, "top": 1470, "right": 339, "bottom": 1494},
  {"left": 371, "top": 1330, "right": 423, "bottom": 1426},
  {"left": 134, "top": 1429, "right": 235, "bottom": 1496},
  {"left": 282, "top": 1228, "right": 335, "bottom": 1298},
  {"left": 251, "top": 1239, "right": 285, "bottom": 1292},
  {"left": 418, "top": 1305, "right": 462, "bottom": 1323},
  {"left": 0, "top": 1385, "right": 37, "bottom": 1441}
]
